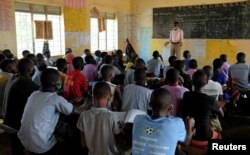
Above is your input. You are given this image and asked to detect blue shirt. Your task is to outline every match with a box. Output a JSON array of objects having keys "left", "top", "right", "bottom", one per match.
[
  {"left": 183, "top": 59, "right": 190, "bottom": 71},
  {"left": 132, "top": 115, "right": 186, "bottom": 155},
  {"left": 212, "top": 72, "right": 227, "bottom": 85}
]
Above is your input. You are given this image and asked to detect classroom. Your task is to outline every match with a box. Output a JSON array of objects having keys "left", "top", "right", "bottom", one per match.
[{"left": 1, "top": 0, "right": 250, "bottom": 155}]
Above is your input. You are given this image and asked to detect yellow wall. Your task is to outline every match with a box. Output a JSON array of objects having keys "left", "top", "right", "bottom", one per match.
[{"left": 131, "top": 0, "right": 250, "bottom": 67}]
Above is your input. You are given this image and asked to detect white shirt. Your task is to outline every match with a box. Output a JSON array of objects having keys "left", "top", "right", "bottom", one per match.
[
  {"left": 169, "top": 28, "right": 184, "bottom": 43},
  {"left": 147, "top": 59, "right": 164, "bottom": 77},
  {"left": 124, "top": 69, "right": 135, "bottom": 86},
  {"left": 18, "top": 91, "right": 73, "bottom": 153},
  {"left": 122, "top": 84, "right": 152, "bottom": 112},
  {"left": 202, "top": 80, "right": 223, "bottom": 101},
  {"left": 32, "top": 71, "right": 42, "bottom": 86},
  {"left": 77, "top": 108, "right": 122, "bottom": 155}
]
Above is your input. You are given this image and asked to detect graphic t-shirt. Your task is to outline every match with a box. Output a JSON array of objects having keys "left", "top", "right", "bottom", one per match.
[{"left": 132, "top": 115, "right": 186, "bottom": 155}]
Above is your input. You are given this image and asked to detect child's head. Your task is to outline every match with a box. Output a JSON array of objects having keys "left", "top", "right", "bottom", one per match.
[
  {"left": 183, "top": 50, "right": 191, "bottom": 59},
  {"left": 101, "top": 52, "right": 108, "bottom": 59},
  {"left": 84, "top": 49, "right": 91, "bottom": 55},
  {"left": 168, "top": 56, "right": 177, "bottom": 67},
  {"left": 134, "top": 68, "right": 146, "bottom": 84},
  {"left": 174, "top": 60, "right": 185, "bottom": 71},
  {"left": 165, "top": 68, "right": 179, "bottom": 84},
  {"left": 116, "top": 49, "right": 123, "bottom": 58},
  {"left": 152, "top": 51, "right": 160, "bottom": 59},
  {"left": 36, "top": 53, "right": 44, "bottom": 60},
  {"left": 18, "top": 58, "right": 34, "bottom": 77},
  {"left": 2, "top": 49, "right": 13, "bottom": 59},
  {"left": 56, "top": 58, "right": 67, "bottom": 73},
  {"left": 189, "top": 59, "right": 198, "bottom": 69},
  {"left": 85, "top": 55, "right": 95, "bottom": 64},
  {"left": 236, "top": 52, "right": 246, "bottom": 63},
  {"left": 1, "top": 59, "right": 17, "bottom": 74},
  {"left": 135, "top": 58, "right": 146, "bottom": 69},
  {"left": 22, "top": 50, "right": 30, "bottom": 58},
  {"left": 203, "top": 65, "right": 213, "bottom": 80},
  {"left": 104, "top": 55, "right": 113, "bottom": 64},
  {"left": 65, "top": 48, "right": 72, "bottom": 55},
  {"left": 150, "top": 88, "right": 173, "bottom": 117},
  {"left": 73, "top": 56, "right": 84, "bottom": 71},
  {"left": 40, "top": 68, "right": 61, "bottom": 91},
  {"left": 213, "top": 58, "right": 223, "bottom": 71},
  {"left": 101, "top": 65, "right": 115, "bottom": 81},
  {"left": 92, "top": 82, "right": 111, "bottom": 107},
  {"left": 37, "top": 58, "right": 47, "bottom": 71},
  {"left": 95, "top": 50, "right": 101, "bottom": 57},
  {"left": 26, "top": 54, "right": 37, "bottom": 65},
  {"left": 220, "top": 54, "right": 227, "bottom": 62},
  {"left": 192, "top": 70, "right": 207, "bottom": 90}
]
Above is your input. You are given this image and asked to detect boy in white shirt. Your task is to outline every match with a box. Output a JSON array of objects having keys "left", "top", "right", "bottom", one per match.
[
  {"left": 18, "top": 68, "right": 79, "bottom": 154},
  {"left": 77, "top": 82, "right": 124, "bottom": 155}
]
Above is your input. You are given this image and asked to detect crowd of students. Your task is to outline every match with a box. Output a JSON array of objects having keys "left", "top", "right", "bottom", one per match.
[{"left": 0, "top": 47, "right": 249, "bottom": 155}]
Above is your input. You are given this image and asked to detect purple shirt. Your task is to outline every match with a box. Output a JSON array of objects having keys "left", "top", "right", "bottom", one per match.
[
  {"left": 81, "top": 64, "right": 98, "bottom": 82},
  {"left": 187, "top": 69, "right": 197, "bottom": 79},
  {"left": 162, "top": 85, "right": 189, "bottom": 117},
  {"left": 222, "top": 62, "right": 230, "bottom": 77}
]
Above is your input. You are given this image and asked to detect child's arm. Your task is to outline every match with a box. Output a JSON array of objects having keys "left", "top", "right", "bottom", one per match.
[
  {"left": 80, "top": 132, "right": 87, "bottom": 148},
  {"left": 183, "top": 117, "right": 196, "bottom": 146}
]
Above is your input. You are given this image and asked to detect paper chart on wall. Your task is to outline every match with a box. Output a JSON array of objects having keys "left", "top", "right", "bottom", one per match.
[
  {"left": 0, "top": 0, "right": 13, "bottom": 31},
  {"left": 139, "top": 27, "right": 151, "bottom": 62},
  {"left": 65, "top": 32, "right": 90, "bottom": 48}
]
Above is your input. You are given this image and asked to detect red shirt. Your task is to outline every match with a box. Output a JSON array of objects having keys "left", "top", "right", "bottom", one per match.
[{"left": 63, "top": 70, "right": 88, "bottom": 101}]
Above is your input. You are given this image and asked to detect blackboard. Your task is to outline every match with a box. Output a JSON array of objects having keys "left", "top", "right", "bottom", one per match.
[{"left": 153, "top": 1, "right": 250, "bottom": 39}]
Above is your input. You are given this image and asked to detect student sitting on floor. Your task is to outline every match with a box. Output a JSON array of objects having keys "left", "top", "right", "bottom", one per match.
[
  {"left": 63, "top": 57, "right": 88, "bottom": 106},
  {"left": 77, "top": 82, "right": 124, "bottom": 155},
  {"left": 18, "top": 68, "right": 81, "bottom": 155},
  {"left": 183, "top": 70, "right": 224, "bottom": 142},
  {"left": 100, "top": 65, "right": 122, "bottom": 111},
  {"left": 132, "top": 88, "right": 195, "bottom": 155},
  {"left": 162, "top": 68, "right": 189, "bottom": 117},
  {"left": 122, "top": 68, "right": 152, "bottom": 112}
]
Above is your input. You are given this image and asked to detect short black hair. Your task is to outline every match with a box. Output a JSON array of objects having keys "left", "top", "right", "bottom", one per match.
[
  {"left": 168, "top": 56, "right": 177, "bottom": 66},
  {"left": 174, "top": 21, "right": 179, "bottom": 25},
  {"left": 116, "top": 49, "right": 123, "bottom": 57},
  {"left": 135, "top": 58, "right": 145, "bottom": 69},
  {"left": 2, "top": 49, "right": 12, "bottom": 59},
  {"left": 65, "top": 48, "right": 72, "bottom": 55},
  {"left": 18, "top": 58, "right": 34, "bottom": 75},
  {"left": 104, "top": 55, "right": 113, "bottom": 64},
  {"left": 36, "top": 53, "right": 44, "bottom": 60},
  {"left": 152, "top": 51, "right": 159, "bottom": 58},
  {"left": 0, "top": 54, "right": 6, "bottom": 66},
  {"left": 236, "top": 52, "right": 246, "bottom": 63},
  {"left": 183, "top": 50, "right": 190, "bottom": 59},
  {"left": 56, "top": 58, "right": 67, "bottom": 71},
  {"left": 134, "top": 68, "right": 146, "bottom": 82},
  {"left": 85, "top": 55, "right": 94, "bottom": 64},
  {"left": 174, "top": 60, "right": 185, "bottom": 71},
  {"left": 150, "top": 88, "right": 172, "bottom": 112},
  {"left": 72, "top": 56, "right": 84, "bottom": 70},
  {"left": 213, "top": 58, "right": 223, "bottom": 70},
  {"left": 101, "top": 52, "right": 108, "bottom": 58},
  {"left": 101, "top": 65, "right": 114, "bottom": 79},
  {"left": 95, "top": 50, "right": 101, "bottom": 57},
  {"left": 40, "top": 68, "right": 60, "bottom": 88},
  {"left": 203, "top": 65, "right": 213, "bottom": 80},
  {"left": 220, "top": 54, "right": 227, "bottom": 62},
  {"left": 93, "top": 82, "right": 111, "bottom": 99},
  {"left": 192, "top": 70, "right": 207, "bottom": 89},
  {"left": 166, "top": 68, "right": 179, "bottom": 84},
  {"left": 189, "top": 59, "right": 197, "bottom": 69},
  {"left": 0, "top": 59, "right": 15, "bottom": 72},
  {"left": 26, "top": 54, "right": 37, "bottom": 64},
  {"left": 22, "top": 50, "right": 30, "bottom": 56},
  {"left": 84, "top": 49, "right": 90, "bottom": 54}
]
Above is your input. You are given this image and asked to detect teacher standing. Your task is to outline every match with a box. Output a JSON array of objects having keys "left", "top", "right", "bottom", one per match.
[{"left": 169, "top": 21, "right": 184, "bottom": 59}]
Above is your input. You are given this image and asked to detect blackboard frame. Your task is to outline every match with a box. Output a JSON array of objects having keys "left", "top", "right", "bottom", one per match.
[{"left": 153, "top": 1, "right": 250, "bottom": 39}]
